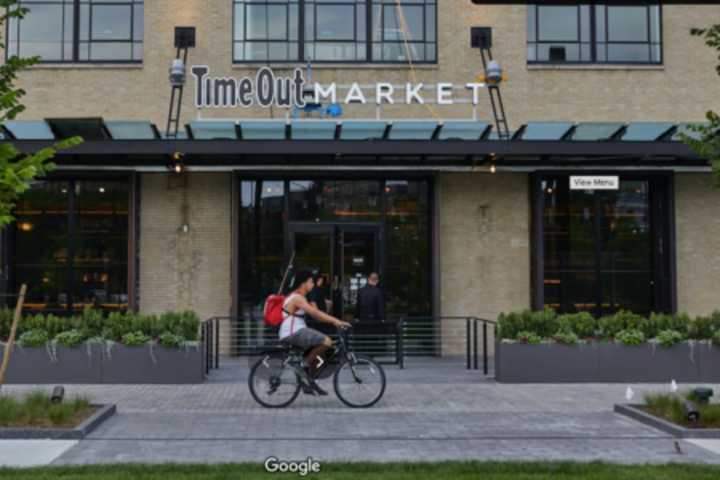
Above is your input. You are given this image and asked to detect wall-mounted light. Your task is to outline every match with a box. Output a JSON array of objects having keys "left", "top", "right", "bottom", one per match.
[
  {"left": 169, "top": 58, "right": 186, "bottom": 87},
  {"left": 169, "top": 152, "right": 185, "bottom": 174},
  {"left": 18, "top": 221, "right": 33, "bottom": 232}
]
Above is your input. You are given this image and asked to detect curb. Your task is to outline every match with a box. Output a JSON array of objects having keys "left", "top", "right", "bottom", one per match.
[
  {"left": 0, "top": 404, "right": 116, "bottom": 440},
  {"left": 615, "top": 403, "right": 720, "bottom": 439}
]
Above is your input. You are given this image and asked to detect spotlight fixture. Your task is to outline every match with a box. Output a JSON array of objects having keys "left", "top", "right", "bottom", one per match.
[
  {"left": 170, "top": 152, "right": 185, "bottom": 174},
  {"left": 490, "top": 164, "right": 497, "bottom": 174}
]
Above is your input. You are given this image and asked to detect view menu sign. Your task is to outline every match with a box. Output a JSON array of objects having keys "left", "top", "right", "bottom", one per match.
[{"left": 569, "top": 176, "right": 619, "bottom": 190}]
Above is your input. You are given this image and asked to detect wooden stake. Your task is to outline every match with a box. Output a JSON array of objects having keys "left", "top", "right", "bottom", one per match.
[{"left": 0, "top": 284, "right": 27, "bottom": 387}]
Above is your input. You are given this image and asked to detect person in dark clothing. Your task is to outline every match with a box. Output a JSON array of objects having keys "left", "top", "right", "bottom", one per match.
[
  {"left": 308, "top": 274, "right": 331, "bottom": 314},
  {"left": 355, "top": 272, "right": 385, "bottom": 321}
]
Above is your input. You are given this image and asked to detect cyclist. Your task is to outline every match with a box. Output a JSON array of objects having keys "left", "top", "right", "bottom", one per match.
[{"left": 280, "top": 270, "right": 351, "bottom": 396}]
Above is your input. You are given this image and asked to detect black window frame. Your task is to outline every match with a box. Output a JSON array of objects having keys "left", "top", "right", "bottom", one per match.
[
  {"left": 5, "top": 0, "right": 144, "bottom": 64},
  {"left": 527, "top": 1, "right": 663, "bottom": 66},
  {"left": 1, "top": 174, "right": 136, "bottom": 315},
  {"left": 232, "top": 0, "right": 438, "bottom": 64},
  {"left": 530, "top": 171, "right": 676, "bottom": 317}
]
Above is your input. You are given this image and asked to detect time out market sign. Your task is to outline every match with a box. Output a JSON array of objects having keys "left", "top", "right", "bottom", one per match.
[{"left": 191, "top": 66, "right": 488, "bottom": 109}]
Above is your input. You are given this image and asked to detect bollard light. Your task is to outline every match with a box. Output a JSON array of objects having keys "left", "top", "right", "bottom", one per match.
[
  {"left": 169, "top": 58, "right": 186, "bottom": 87},
  {"left": 50, "top": 386, "right": 65, "bottom": 404},
  {"left": 693, "top": 387, "right": 714, "bottom": 405}
]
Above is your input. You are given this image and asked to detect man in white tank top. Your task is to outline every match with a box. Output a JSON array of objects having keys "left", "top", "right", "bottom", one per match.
[{"left": 280, "top": 270, "right": 351, "bottom": 395}]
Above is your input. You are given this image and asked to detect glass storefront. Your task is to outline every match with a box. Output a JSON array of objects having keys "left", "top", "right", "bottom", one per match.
[
  {"left": 237, "top": 178, "right": 432, "bottom": 345},
  {"left": 4, "top": 179, "right": 130, "bottom": 314},
  {"left": 538, "top": 174, "right": 673, "bottom": 316}
]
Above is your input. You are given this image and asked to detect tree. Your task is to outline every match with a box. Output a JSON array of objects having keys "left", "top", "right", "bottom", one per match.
[
  {"left": 682, "top": 25, "right": 720, "bottom": 185},
  {"left": 0, "top": 0, "right": 81, "bottom": 227}
]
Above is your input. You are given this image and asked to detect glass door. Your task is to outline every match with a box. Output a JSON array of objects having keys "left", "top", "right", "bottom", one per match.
[{"left": 288, "top": 224, "right": 381, "bottom": 323}]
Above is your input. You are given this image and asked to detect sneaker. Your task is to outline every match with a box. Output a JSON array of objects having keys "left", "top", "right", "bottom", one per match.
[{"left": 301, "top": 384, "right": 316, "bottom": 395}]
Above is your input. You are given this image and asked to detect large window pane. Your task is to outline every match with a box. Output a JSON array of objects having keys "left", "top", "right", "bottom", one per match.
[
  {"left": 608, "top": 6, "right": 648, "bottom": 42},
  {"left": 289, "top": 180, "right": 381, "bottom": 222},
  {"left": 538, "top": 6, "right": 579, "bottom": 41},
  {"left": 9, "top": 179, "right": 129, "bottom": 314},
  {"left": 528, "top": 2, "right": 661, "bottom": 65},
  {"left": 8, "top": 1, "right": 143, "bottom": 63},
  {"left": 540, "top": 176, "right": 669, "bottom": 316}
]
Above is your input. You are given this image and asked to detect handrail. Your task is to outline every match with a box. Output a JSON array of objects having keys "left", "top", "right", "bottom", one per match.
[{"left": 203, "top": 315, "right": 497, "bottom": 375}]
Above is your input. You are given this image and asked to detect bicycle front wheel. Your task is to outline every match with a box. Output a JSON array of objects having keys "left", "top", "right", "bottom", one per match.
[
  {"left": 248, "top": 354, "right": 301, "bottom": 408},
  {"left": 333, "top": 355, "right": 386, "bottom": 408}
]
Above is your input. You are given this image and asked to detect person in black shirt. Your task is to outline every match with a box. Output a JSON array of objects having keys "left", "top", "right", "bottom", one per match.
[
  {"left": 308, "top": 274, "right": 331, "bottom": 313},
  {"left": 355, "top": 272, "right": 385, "bottom": 322}
]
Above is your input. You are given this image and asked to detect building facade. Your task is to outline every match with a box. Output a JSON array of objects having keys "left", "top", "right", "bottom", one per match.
[{"left": 2, "top": 0, "right": 720, "bottom": 354}]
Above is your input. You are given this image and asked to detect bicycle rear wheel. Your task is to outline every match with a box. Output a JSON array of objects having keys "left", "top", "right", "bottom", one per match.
[
  {"left": 248, "top": 354, "right": 301, "bottom": 408},
  {"left": 333, "top": 355, "right": 386, "bottom": 408}
]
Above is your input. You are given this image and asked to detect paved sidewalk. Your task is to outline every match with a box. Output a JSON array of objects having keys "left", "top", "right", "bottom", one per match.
[{"left": 2, "top": 358, "right": 719, "bottom": 465}]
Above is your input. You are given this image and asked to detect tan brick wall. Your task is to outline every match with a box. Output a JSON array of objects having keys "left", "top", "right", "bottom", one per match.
[
  {"left": 675, "top": 173, "right": 720, "bottom": 316},
  {"left": 438, "top": 172, "right": 530, "bottom": 355},
  {"left": 6, "top": 2, "right": 720, "bottom": 126},
  {"left": 138, "top": 173, "right": 232, "bottom": 321}
]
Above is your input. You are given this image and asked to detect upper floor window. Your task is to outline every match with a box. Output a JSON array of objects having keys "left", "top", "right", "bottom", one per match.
[
  {"left": 233, "top": 0, "right": 436, "bottom": 63},
  {"left": 6, "top": 0, "right": 144, "bottom": 63},
  {"left": 527, "top": 2, "right": 661, "bottom": 65}
]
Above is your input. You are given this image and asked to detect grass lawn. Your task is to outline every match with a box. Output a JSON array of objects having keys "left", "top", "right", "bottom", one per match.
[{"left": 0, "top": 462, "right": 720, "bottom": 479}]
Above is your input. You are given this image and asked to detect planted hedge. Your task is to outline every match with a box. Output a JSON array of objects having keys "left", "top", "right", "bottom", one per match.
[
  {"left": 498, "top": 308, "right": 720, "bottom": 346},
  {"left": 0, "top": 308, "right": 201, "bottom": 348}
]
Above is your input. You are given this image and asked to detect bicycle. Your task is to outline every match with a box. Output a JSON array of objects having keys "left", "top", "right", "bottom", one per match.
[{"left": 248, "top": 325, "right": 386, "bottom": 408}]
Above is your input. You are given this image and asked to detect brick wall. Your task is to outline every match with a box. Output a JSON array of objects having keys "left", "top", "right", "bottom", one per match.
[
  {"left": 438, "top": 172, "right": 531, "bottom": 355},
  {"left": 5, "top": 2, "right": 719, "bottom": 126},
  {"left": 138, "top": 173, "right": 232, "bottom": 321},
  {"left": 675, "top": 173, "right": 720, "bottom": 316}
]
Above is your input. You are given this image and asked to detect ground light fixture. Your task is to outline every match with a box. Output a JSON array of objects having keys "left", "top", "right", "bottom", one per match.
[{"left": 50, "top": 386, "right": 65, "bottom": 404}]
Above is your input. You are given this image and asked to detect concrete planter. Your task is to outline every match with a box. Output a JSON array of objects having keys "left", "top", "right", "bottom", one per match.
[
  {"left": 615, "top": 404, "right": 720, "bottom": 438},
  {"left": 697, "top": 342, "right": 720, "bottom": 383},
  {"left": 101, "top": 344, "right": 205, "bottom": 384},
  {"left": 495, "top": 342, "right": 599, "bottom": 383},
  {"left": 496, "top": 341, "right": 712, "bottom": 383},
  {"left": 0, "top": 404, "right": 116, "bottom": 440},
  {"left": 597, "top": 342, "right": 700, "bottom": 383},
  {"left": 0, "top": 343, "right": 102, "bottom": 384},
  {"left": 0, "top": 342, "right": 204, "bottom": 384}
]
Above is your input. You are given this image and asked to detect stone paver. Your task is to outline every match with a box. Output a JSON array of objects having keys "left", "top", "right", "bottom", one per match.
[{"left": 2, "top": 358, "right": 719, "bottom": 464}]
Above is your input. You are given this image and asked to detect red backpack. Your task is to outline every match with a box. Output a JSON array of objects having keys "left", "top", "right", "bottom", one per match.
[
  {"left": 263, "top": 295, "right": 286, "bottom": 327},
  {"left": 263, "top": 253, "right": 295, "bottom": 327}
]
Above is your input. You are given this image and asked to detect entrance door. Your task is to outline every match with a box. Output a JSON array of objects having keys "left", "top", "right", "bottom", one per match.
[{"left": 289, "top": 224, "right": 381, "bottom": 322}]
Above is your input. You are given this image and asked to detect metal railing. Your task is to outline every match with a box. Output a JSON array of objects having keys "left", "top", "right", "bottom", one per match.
[{"left": 202, "top": 315, "right": 496, "bottom": 375}]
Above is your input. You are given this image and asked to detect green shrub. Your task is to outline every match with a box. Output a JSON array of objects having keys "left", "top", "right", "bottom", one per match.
[
  {"left": 515, "top": 330, "right": 542, "bottom": 344},
  {"left": 656, "top": 329, "right": 685, "bottom": 348},
  {"left": 0, "top": 308, "right": 14, "bottom": 340},
  {"left": 647, "top": 312, "right": 689, "bottom": 338},
  {"left": 713, "top": 330, "right": 720, "bottom": 347},
  {"left": 120, "top": 331, "right": 151, "bottom": 346},
  {"left": 686, "top": 316, "right": 715, "bottom": 340},
  {"left": 17, "top": 329, "right": 49, "bottom": 347},
  {"left": 552, "top": 331, "right": 580, "bottom": 345},
  {"left": 54, "top": 329, "right": 84, "bottom": 348},
  {"left": 598, "top": 311, "right": 647, "bottom": 339},
  {"left": 498, "top": 308, "right": 557, "bottom": 340},
  {"left": 158, "top": 332, "right": 186, "bottom": 348},
  {"left": 556, "top": 312, "right": 596, "bottom": 338},
  {"left": 615, "top": 329, "right": 646, "bottom": 346},
  {"left": 80, "top": 307, "right": 105, "bottom": 338}
]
